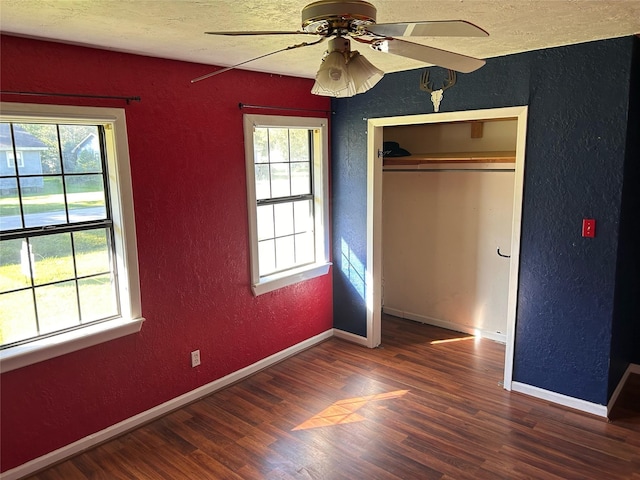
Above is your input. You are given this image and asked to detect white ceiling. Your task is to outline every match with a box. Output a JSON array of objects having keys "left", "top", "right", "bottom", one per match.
[{"left": 1, "top": 0, "right": 640, "bottom": 80}]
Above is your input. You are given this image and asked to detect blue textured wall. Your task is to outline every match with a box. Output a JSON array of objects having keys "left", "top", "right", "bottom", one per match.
[{"left": 331, "top": 37, "right": 636, "bottom": 405}]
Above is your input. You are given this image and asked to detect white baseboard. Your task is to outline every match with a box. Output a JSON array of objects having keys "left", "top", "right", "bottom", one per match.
[
  {"left": 383, "top": 307, "right": 507, "bottom": 344},
  {"left": 1, "top": 329, "right": 334, "bottom": 480},
  {"left": 333, "top": 328, "right": 369, "bottom": 346},
  {"left": 607, "top": 363, "right": 640, "bottom": 416},
  {"left": 511, "top": 381, "right": 608, "bottom": 418}
]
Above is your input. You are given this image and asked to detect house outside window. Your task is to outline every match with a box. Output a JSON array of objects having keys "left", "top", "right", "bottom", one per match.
[
  {"left": 1, "top": 123, "right": 45, "bottom": 191},
  {"left": 244, "top": 114, "right": 330, "bottom": 295},
  {"left": 0, "top": 103, "right": 143, "bottom": 372}
]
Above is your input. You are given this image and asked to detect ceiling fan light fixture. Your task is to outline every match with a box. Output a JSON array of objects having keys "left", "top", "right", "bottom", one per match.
[
  {"left": 347, "top": 51, "right": 384, "bottom": 94},
  {"left": 312, "top": 36, "right": 383, "bottom": 97},
  {"left": 311, "top": 50, "right": 352, "bottom": 96}
]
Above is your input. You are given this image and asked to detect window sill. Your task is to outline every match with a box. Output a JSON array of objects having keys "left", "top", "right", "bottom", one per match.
[
  {"left": 0, "top": 317, "right": 144, "bottom": 373},
  {"left": 252, "top": 262, "right": 332, "bottom": 296}
]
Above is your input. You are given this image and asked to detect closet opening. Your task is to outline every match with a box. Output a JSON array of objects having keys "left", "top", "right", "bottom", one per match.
[{"left": 366, "top": 106, "right": 528, "bottom": 389}]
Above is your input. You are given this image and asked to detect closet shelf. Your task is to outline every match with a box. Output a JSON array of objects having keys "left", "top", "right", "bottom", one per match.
[{"left": 383, "top": 151, "right": 516, "bottom": 165}]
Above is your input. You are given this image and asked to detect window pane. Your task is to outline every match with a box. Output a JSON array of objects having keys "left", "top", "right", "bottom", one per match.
[
  {"left": 0, "top": 290, "right": 38, "bottom": 345},
  {"left": 256, "top": 205, "right": 274, "bottom": 241},
  {"left": 268, "top": 128, "right": 289, "bottom": 163},
  {"left": 295, "top": 232, "right": 315, "bottom": 265},
  {"left": 79, "top": 274, "right": 118, "bottom": 322},
  {"left": 0, "top": 239, "right": 33, "bottom": 293},
  {"left": 74, "top": 229, "right": 111, "bottom": 277},
  {"left": 275, "top": 236, "right": 295, "bottom": 271},
  {"left": 255, "top": 164, "right": 271, "bottom": 200},
  {"left": 274, "top": 202, "right": 294, "bottom": 237},
  {"left": 291, "top": 162, "right": 311, "bottom": 195},
  {"left": 30, "top": 233, "right": 75, "bottom": 286},
  {"left": 270, "top": 163, "right": 290, "bottom": 198},
  {"left": 253, "top": 128, "right": 269, "bottom": 164},
  {"left": 60, "top": 125, "right": 102, "bottom": 173},
  {"left": 22, "top": 176, "right": 66, "bottom": 228},
  {"left": 258, "top": 239, "right": 276, "bottom": 276},
  {"left": 66, "top": 174, "right": 107, "bottom": 222},
  {"left": 0, "top": 178, "right": 22, "bottom": 231},
  {"left": 14, "top": 123, "right": 61, "bottom": 174},
  {"left": 293, "top": 200, "right": 313, "bottom": 234},
  {"left": 35, "top": 280, "right": 80, "bottom": 334},
  {"left": 289, "top": 129, "right": 309, "bottom": 163}
]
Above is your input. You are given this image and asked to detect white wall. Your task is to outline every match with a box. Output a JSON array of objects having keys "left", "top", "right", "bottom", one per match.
[{"left": 382, "top": 169, "right": 515, "bottom": 340}]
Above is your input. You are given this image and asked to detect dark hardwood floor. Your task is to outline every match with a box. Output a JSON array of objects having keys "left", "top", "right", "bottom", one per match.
[{"left": 28, "top": 315, "right": 640, "bottom": 479}]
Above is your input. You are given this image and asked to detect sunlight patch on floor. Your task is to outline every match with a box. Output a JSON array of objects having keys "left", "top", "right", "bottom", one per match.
[
  {"left": 292, "top": 390, "right": 409, "bottom": 431},
  {"left": 430, "top": 335, "right": 476, "bottom": 345}
]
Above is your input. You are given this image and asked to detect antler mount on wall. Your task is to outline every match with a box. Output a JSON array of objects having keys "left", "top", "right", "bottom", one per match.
[{"left": 420, "top": 68, "right": 457, "bottom": 112}]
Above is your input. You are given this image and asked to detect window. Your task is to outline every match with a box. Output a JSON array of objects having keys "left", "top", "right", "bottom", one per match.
[
  {"left": 244, "top": 114, "right": 330, "bottom": 295},
  {"left": 0, "top": 103, "right": 143, "bottom": 372},
  {"left": 6, "top": 150, "right": 24, "bottom": 168}
]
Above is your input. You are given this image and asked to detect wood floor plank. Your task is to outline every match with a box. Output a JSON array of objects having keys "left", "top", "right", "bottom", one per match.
[{"left": 26, "top": 315, "right": 640, "bottom": 479}]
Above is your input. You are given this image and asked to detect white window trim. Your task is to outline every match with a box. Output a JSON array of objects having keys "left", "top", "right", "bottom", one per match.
[
  {"left": 0, "top": 102, "right": 144, "bottom": 373},
  {"left": 244, "top": 114, "right": 331, "bottom": 296}
]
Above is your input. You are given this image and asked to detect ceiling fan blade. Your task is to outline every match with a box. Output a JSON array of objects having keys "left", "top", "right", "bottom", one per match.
[
  {"left": 365, "top": 20, "right": 488, "bottom": 38},
  {"left": 372, "top": 38, "right": 485, "bottom": 73},
  {"left": 205, "top": 30, "right": 315, "bottom": 36},
  {"left": 191, "top": 38, "right": 324, "bottom": 83}
]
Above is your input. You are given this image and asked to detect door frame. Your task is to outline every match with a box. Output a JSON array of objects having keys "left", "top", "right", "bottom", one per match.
[{"left": 365, "top": 106, "right": 528, "bottom": 390}]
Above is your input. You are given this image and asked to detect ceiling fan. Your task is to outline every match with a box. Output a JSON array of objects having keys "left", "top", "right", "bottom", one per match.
[{"left": 193, "top": 0, "right": 488, "bottom": 97}]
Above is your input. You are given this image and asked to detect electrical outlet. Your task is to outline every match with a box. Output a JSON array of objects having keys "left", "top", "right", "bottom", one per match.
[{"left": 191, "top": 349, "right": 201, "bottom": 367}]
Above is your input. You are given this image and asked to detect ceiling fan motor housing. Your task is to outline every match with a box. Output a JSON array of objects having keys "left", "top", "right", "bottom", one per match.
[
  {"left": 328, "top": 36, "right": 351, "bottom": 53},
  {"left": 302, "top": 0, "right": 377, "bottom": 35}
]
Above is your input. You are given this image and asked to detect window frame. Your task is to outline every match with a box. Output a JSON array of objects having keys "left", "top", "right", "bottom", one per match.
[
  {"left": 244, "top": 114, "right": 331, "bottom": 296},
  {"left": 0, "top": 102, "right": 143, "bottom": 372}
]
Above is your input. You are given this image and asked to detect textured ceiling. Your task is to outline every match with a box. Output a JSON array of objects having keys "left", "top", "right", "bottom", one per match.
[{"left": 1, "top": 0, "right": 640, "bottom": 80}]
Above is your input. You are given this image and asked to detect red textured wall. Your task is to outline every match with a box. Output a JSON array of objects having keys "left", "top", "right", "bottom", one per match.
[{"left": 0, "top": 35, "right": 333, "bottom": 472}]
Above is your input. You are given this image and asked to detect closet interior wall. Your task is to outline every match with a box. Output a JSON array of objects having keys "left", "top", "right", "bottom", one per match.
[{"left": 382, "top": 119, "right": 518, "bottom": 342}]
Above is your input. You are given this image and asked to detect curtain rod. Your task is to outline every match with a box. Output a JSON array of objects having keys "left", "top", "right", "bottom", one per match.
[
  {"left": 239, "top": 103, "right": 333, "bottom": 114},
  {"left": 1, "top": 91, "right": 141, "bottom": 104}
]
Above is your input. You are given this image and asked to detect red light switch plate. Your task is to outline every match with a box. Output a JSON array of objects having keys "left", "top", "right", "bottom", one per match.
[{"left": 582, "top": 218, "right": 596, "bottom": 238}]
